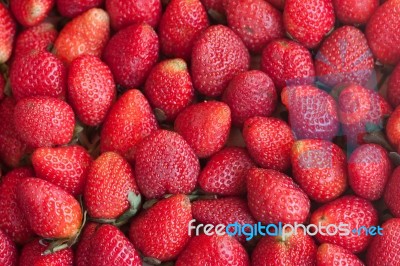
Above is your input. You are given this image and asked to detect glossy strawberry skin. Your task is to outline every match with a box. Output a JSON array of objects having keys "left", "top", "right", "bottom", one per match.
[
  {"left": 191, "top": 25, "right": 250, "bottom": 97},
  {"left": 0, "top": 75, "right": 4, "bottom": 102},
  {"left": 100, "top": 89, "right": 158, "bottom": 163},
  {"left": 384, "top": 167, "right": 400, "bottom": 217},
  {"left": 316, "top": 243, "right": 364, "bottom": 266},
  {"left": 75, "top": 222, "right": 98, "bottom": 266},
  {"left": 0, "top": 3, "right": 16, "bottom": 64},
  {"left": 388, "top": 63, "right": 400, "bottom": 108},
  {"left": 57, "top": 0, "right": 103, "bottom": 18},
  {"left": 332, "top": 0, "right": 378, "bottom": 25},
  {"left": 222, "top": 70, "right": 277, "bottom": 126},
  {"left": 68, "top": 55, "right": 116, "bottom": 126},
  {"left": 0, "top": 229, "right": 17, "bottom": 266},
  {"left": 174, "top": 101, "right": 231, "bottom": 158},
  {"left": 10, "top": 0, "right": 54, "bottom": 27},
  {"left": 243, "top": 117, "right": 295, "bottom": 172},
  {"left": 387, "top": 106, "right": 400, "bottom": 152}
]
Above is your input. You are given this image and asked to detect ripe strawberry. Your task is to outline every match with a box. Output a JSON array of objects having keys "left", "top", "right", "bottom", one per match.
[
  {"left": 191, "top": 25, "right": 250, "bottom": 97},
  {"left": 387, "top": 106, "right": 400, "bottom": 152},
  {"left": 198, "top": 147, "right": 255, "bottom": 196},
  {"left": 0, "top": 229, "right": 17, "bottom": 266},
  {"left": 135, "top": 130, "right": 200, "bottom": 199},
  {"left": 100, "top": 89, "right": 158, "bottom": 163},
  {"left": 310, "top": 195, "right": 378, "bottom": 253},
  {"left": 222, "top": 70, "right": 277, "bottom": 126},
  {"left": 387, "top": 63, "right": 400, "bottom": 107},
  {"left": 243, "top": 117, "right": 295, "bottom": 172},
  {"left": 57, "top": 0, "right": 103, "bottom": 18},
  {"left": 282, "top": 85, "right": 339, "bottom": 141},
  {"left": 252, "top": 227, "right": 317, "bottom": 266},
  {"left": 291, "top": 139, "right": 347, "bottom": 203},
  {"left": 261, "top": 39, "right": 315, "bottom": 92},
  {"left": 366, "top": 218, "right": 400, "bottom": 266},
  {"left": 14, "top": 96, "right": 75, "bottom": 148},
  {"left": 315, "top": 26, "right": 374, "bottom": 88},
  {"left": 0, "top": 74, "right": 4, "bottom": 102},
  {"left": 54, "top": 8, "right": 110, "bottom": 64},
  {"left": 283, "top": 0, "right": 335, "bottom": 49},
  {"left": 144, "top": 58, "right": 194, "bottom": 122},
  {"left": 0, "top": 3, "right": 16, "bottom": 64},
  {"left": 176, "top": 234, "right": 250, "bottom": 266},
  {"left": 348, "top": 144, "right": 392, "bottom": 201},
  {"left": 366, "top": 0, "right": 400, "bottom": 65},
  {"left": 247, "top": 168, "right": 310, "bottom": 225},
  {"left": 103, "top": 23, "right": 159, "bottom": 89},
  {"left": 384, "top": 167, "right": 400, "bottom": 217},
  {"left": 75, "top": 222, "right": 98, "bottom": 266},
  {"left": 266, "top": 0, "right": 285, "bottom": 10},
  {"left": 105, "top": 0, "right": 161, "bottom": 31},
  {"left": 316, "top": 243, "right": 364, "bottom": 266},
  {"left": 10, "top": 51, "right": 67, "bottom": 101},
  {"left": 174, "top": 101, "right": 231, "bottom": 158},
  {"left": 68, "top": 55, "right": 116, "bottom": 126},
  {"left": 332, "top": 0, "right": 378, "bottom": 25},
  {"left": 129, "top": 194, "right": 192, "bottom": 262},
  {"left": 10, "top": 0, "right": 54, "bottom": 27},
  {"left": 159, "top": 0, "right": 209, "bottom": 61}
]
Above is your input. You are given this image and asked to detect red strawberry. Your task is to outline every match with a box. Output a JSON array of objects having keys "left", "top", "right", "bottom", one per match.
[
  {"left": 252, "top": 228, "right": 317, "bottom": 266},
  {"left": 10, "top": 51, "right": 67, "bottom": 100},
  {"left": 144, "top": 58, "right": 195, "bottom": 122},
  {"left": 0, "top": 229, "right": 17, "bottom": 266},
  {"left": 247, "top": 168, "right": 310, "bottom": 225},
  {"left": 10, "top": 0, "right": 54, "bottom": 27},
  {"left": 176, "top": 234, "right": 250, "bottom": 266},
  {"left": 282, "top": 85, "right": 339, "bottom": 141},
  {"left": 261, "top": 38, "right": 315, "bottom": 92},
  {"left": 174, "top": 101, "right": 231, "bottom": 158},
  {"left": 84, "top": 152, "right": 140, "bottom": 220},
  {"left": 387, "top": 62, "right": 400, "bottom": 108},
  {"left": 103, "top": 23, "right": 159, "bottom": 89},
  {"left": 266, "top": 0, "right": 285, "bottom": 10},
  {"left": 57, "top": 0, "right": 103, "bottom": 18},
  {"left": 19, "top": 239, "right": 74, "bottom": 266},
  {"left": 198, "top": 147, "right": 255, "bottom": 196},
  {"left": 54, "top": 8, "right": 110, "bottom": 64},
  {"left": 159, "top": 0, "right": 209, "bottom": 61},
  {"left": 291, "top": 139, "right": 348, "bottom": 203},
  {"left": 384, "top": 166, "right": 400, "bottom": 217},
  {"left": 366, "top": 0, "right": 400, "bottom": 65},
  {"left": 243, "top": 117, "right": 295, "bottom": 172},
  {"left": 332, "top": 0, "right": 379, "bottom": 25},
  {"left": 100, "top": 89, "right": 158, "bottom": 163},
  {"left": 315, "top": 26, "right": 374, "bottom": 88},
  {"left": 105, "top": 0, "right": 161, "bottom": 31},
  {"left": 222, "top": 70, "right": 277, "bottom": 126},
  {"left": 68, "top": 55, "right": 116, "bottom": 126},
  {"left": 387, "top": 106, "right": 400, "bottom": 152},
  {"left": 0, "top": 74, "right": 4, "bottom": 102},
  {"left": 348, "top": 144, "right": 392, "bottom": 201},
  {"left": 224, "top": 0, "right": 284, "bottom": 53},
  {"left": 191, "top": 25, "right": 250, "bottom": 97},
  {"left": 129, "top": 194, "right": 192, "bottom": 262},
  {"left": 135, "top": 130, "right": 200, "bottom": 199},
  {"left": 366, "top": 218, "right": 400, "bottom": 266},
  {"left": 283, "top": 0, "right": 335, "bottom": 49},
  {"left": 316, "top": 243, "right": 364, "bottom": 266},
  {"left": 14, "top": 96, "right": 75, "bottom": 148},
  {"left": 200, "top": 0, "right": 224, "bottom": 13},
  {"left": 17, "top": 178, "right": 83, "bottom": 239},
  {"left": 75, "top": 222, "right": 98, "bottom": 266},
  {"left": 310, "top": 195, "right": 378, "bottom": 253},
  {"left": 0, "top": 3, "right": 16, "bottom": 64}
]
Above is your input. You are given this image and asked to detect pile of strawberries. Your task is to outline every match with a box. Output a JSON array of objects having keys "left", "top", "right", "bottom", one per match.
[{"left": 1, "top": 0, "right": 400, "bottom": 265}]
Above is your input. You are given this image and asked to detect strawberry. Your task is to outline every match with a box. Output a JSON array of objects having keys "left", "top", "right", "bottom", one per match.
[
  {"left": 54, "top": 8, "right": 110, "bottom": 64},
  {"left": 0, "top": 74, "right": 4, "bottom": 102},
  {"left": 310, "top": 195, "right": 378, "bottom": 253},
  {"left": 10, "top": 0, "right": 54, "bottom": 27},
  {"left": 200, "top": 0, "right": 224, "bottom": 13},
  {"left": 174, "top": 101, "right": 231, "bottom": 158},
  {"left": 57, "top": 0, "right": 104, "bottom": 18},
  {"left": 283, "top": 0, "right": 335, "bottom": 49},
  {"left": 316, "top": 243, "right": 364, "bottom": 266},
  {"left": 282, "top": 85, "right": 339, "bottom": 141},
  {"left": 0, "top": 3, "right": 16, "bottom": 64},
  {"left": 100, "top": 89, "right": 158, "bottom": 163},
  {"left": 144, "top": 58, "right": 195, "bottom": 122},
  {"left": 315, "top": 26, "right": 374, "bottom": 88},
  {"left": 365, "top": 0, "right": 400, "bottom": 65},
  {"left": 135, "top": 130, "right": 200, "bottom": 199},
  {"left": 384, "top": 167, "right": 400, "bottom": 217},
  {"left": 75, "top": 222, "right": 98, "bottom": 266},
  {"left": 198, "top": 147, "right": 255, "bottom": 196},
  {"left": 224, "top": 0, "right": 284, "bottom": 53},
  {"left": 10, "top": 51, "right": 67, "bottom": 101},
  {"left": 348, "top": 144, "right": 392, "bottom": 201},
  {"left": 129, "top": 194, "right": 192, "bottom": 262},
  {"left": 388, "top": 63, "right": 400, "bottom": 108},
  {"left": 366, "top": 218, "right": 400, "bottom": 266},
  {"left": 103, "top": 23, "right": 159, "bottom": 89},
  {"left": 105, "top": 0, "right": 162, "bottom": 31},
  {"left": 247, "top": 168, "right": 310, "bottom": 225},
  {"left": 261, "top": 38, "right": 315, "bottom": 92},
  {"left": 252, "top": 227, "right": 317, "bottom": 266},
  {"left": 14, "top": 96, "right": 75, "bottom": 148},
  {"left": 67, "top": 55, "right": 116, "bottom": 126},
  {"left": 291, "top": 139, "right": 348, "bottom": 203},
  {"left": 0, "top": 229, "right": 17, "bottom": 266},
  {"left": 191, "top": 25, "right": 250, "bottom": 97},
  {"left": 159, "top": 0, "right": 209, "bottom": 61},
  {"left": 387, "top": 106, "right": 400, "bottom": 152},
  {"left": 84, "top": 152, "right": 140, "bottom": 220},
  {"left": 222, "top": 70, "right": 277, "bottom": 126},
  {"left": 243, "top": 117, "right": 295, "bottom": 172},
  {"left": 266, "top": 0, "right": 285, "bottom": 10},
  {"left": 176, "top": 234, "right": 250, "bottom": 266},
  {"left": 332, "top": 0, "right": 379, "bottom": 25}
]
